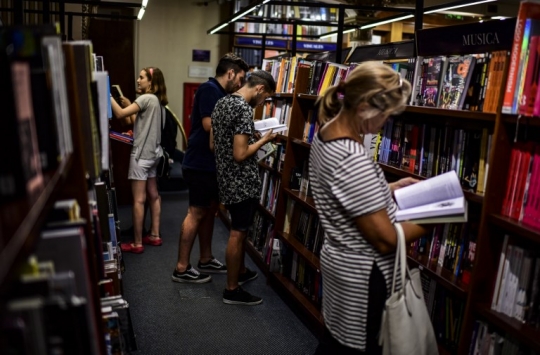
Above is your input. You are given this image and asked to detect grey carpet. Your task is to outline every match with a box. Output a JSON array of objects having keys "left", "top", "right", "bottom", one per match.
[{"left": 118, "top": 190, "right": 318, "bottom": 355}]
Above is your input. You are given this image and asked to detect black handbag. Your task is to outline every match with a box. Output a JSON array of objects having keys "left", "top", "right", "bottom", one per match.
[{"left": 156, "top": 149, "right": 170, "bottom": 178}]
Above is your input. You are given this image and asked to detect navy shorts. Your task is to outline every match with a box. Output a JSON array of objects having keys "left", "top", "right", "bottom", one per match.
[
  {"left": 182, "top": 168, "right": 219, "bottom": 208},
  {"left": 225, "top": 198, "right": 258, "bottom": 232}
]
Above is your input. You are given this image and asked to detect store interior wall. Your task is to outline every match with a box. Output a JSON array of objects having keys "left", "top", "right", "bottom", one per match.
[{"left": 135, "top": 1, "right": 231, "bottom": 125}]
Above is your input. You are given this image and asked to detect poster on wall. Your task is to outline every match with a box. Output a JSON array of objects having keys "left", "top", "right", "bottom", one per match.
[{"left": 192, "top": 49, "right": 210, "bottom": 62}]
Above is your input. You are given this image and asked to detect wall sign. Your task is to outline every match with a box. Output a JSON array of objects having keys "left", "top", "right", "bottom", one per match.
[
  {"left": 192, "top": 49, "right": 210, "bottom": 62},
  {"left": 188, "top": 66, "right": 214, "bottom": 78}
]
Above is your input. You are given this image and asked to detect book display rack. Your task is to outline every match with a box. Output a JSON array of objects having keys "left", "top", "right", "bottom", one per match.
[
  {"left": 219, "top": 15, "right": 540, "bottom": 354},
  {"left": 0, "top": 26, "right": 135, "bottom": 354}
]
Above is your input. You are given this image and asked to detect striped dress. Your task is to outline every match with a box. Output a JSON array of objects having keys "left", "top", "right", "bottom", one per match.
[{"left": 309, "top": 133, "right": 399, "bottom": 351}]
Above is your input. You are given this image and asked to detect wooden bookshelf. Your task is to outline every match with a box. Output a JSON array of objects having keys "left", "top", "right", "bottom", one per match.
[
  {"left": 283, "top": 188, "right": 317, "bottom": 214},
  {"left": 403, "top": 106, "right": 497, "bottom": 122},
  {"left": 407, "top": 252, "right": 468, "bottom": 299},
  {"left": 277, "top": 231, "right": 320, "bottom": 270},
  {"left": 488, "top": 214, "right": 540, "bottom": 244},
  {"left": 475, "top": 303, "right": 540, "bottom": 353},
  {"left": 257, "top": 203, "right": 276, "bottom": 223},
  {"left": 258, "top": 160, "right": 282, "bottom": 179},
  {"left": 290, "top": 137, "right": 312, "bottom": 149},
  {"left": 0, "top": 154, "right": 73, "bottom": 288},
  {"left": 269, "top": 272, "right": 324, "bottom": 330},
  {"left": 296, "top": 93, "right": 318, "bottom": 101}
]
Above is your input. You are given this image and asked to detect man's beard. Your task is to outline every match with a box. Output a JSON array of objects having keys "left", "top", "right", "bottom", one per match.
[
  {"left": 248, "top": 94, "right": 259, "bottom": 108},
  {"left": 225, "top": 79, "right": 237, "bottom": 93}
]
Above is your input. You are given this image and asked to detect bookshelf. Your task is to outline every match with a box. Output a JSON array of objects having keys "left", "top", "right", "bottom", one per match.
[
  {"left": 0, "top": 26, "right": 134, "bottom": 354},
  {"left": 218, "top": 15, "right": 540, "bottom": 354},
  {"left": 230, "top": 16, "right": 540, "bottom": 355}
]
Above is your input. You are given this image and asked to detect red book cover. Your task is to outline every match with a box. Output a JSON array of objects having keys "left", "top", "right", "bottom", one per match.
[
  {"left": 519, "top": 35, "right": 540, "bottom": 115},
  {"left": 523, "top": 146, "right": 540, "bottom": 228},
  {"left": 408, "top": 125, "right": 420, "bottom": 173},
  {"left": 506, "top": 145, "right": 525, "bottom": 218},
  {"left": 501, "top": 145, "right": 521, "bottom": 216},
  {"left": 502, "top": 0, "right": 540, "bottom": 114},
  {"left": 511, "top": 143, "right": 534, "bottom": 219}
]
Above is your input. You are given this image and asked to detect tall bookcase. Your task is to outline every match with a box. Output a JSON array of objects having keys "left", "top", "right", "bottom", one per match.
[
  {"left": 0, "top": 26, "right": 133, "bottom": 354},
  {"left": 218, "top": 17, "right": 540, "bottom": 354}
]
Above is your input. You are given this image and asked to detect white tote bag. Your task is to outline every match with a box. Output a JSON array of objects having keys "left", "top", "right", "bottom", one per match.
[{"left": 378, "top": 223, "right": 438, "bottom": 355}]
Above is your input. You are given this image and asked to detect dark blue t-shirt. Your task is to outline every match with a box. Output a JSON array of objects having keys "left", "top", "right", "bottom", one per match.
[{"left": 182, "top": 78, "right": 227, "bottom": 172}]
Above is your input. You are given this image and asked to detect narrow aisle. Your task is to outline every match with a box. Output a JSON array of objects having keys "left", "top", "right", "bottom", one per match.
[{"left": 118, "top": 190, "right": 318, "bottom": 355}]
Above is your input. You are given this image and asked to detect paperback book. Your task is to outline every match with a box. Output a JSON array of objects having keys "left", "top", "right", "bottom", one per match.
[
  {"left": 394, "top": 170, "right": 467, "bottom": 224},
  {"left": 254, "top": 117, "right": 288, "bottom": 135}
]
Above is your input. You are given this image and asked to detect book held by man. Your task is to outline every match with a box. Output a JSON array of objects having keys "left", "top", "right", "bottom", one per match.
[
  {"left": 254, "top": 117, "right": 288, "bottom": 135},
  {"left": 394, "top": 170, "right": 468, "bottom": 224}
]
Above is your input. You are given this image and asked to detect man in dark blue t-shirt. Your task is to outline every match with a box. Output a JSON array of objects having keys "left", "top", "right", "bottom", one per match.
[{"left": 172, "top": 53, "right": 249, "bottom": 283}]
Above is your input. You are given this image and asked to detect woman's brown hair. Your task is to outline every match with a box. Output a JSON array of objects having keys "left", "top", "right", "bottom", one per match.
[{"left": 143, "top": 67, "right": 169, "bottom": 106}]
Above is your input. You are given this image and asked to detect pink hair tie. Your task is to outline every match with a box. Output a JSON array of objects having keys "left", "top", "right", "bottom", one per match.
[{"left": 148, "top": 68, "right": 154, "bottom": 76}]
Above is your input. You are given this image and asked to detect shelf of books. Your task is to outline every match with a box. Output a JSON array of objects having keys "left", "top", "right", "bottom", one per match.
[
  {"left": 1, "top": 25, "right": 137, "bottom": 353},
  {"left": 0, "top": 153, "right": 73, "bottom": 286},
  {"left": 250, "top": 11, "right": 540, "bottom": 353}
]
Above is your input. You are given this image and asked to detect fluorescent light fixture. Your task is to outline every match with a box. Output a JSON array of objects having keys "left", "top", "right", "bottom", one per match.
[
  {"left": 360, "top": 14, "right": 413, "bottom": 29},
  {"left": 319, "top": 32, "right": 336, "bottom": 39},
  {"left": 491, "top": 16, "right": 509, "bottom": 20},
  {"left": 210, "top": 22, "right": 230, "bottom": 34},
  {"left": 142, "top": 0, "right": 148, "bottom": 6},
  {"left": 424, "top": 0, "right": 496, "bottom": 14},
  {"left": 231, "top": 8, "right": 256, "bottom": 22},
  {"left": 137, "top": 7, "right": 145, "bottom": 20}
]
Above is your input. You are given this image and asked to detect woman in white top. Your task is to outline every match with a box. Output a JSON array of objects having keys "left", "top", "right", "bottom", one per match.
[
  {"left": 309, "top": 61, "right": 432, "bottom": 354},
  {"left": 111, "top": 67, "right": 168, "bottom": 253}
]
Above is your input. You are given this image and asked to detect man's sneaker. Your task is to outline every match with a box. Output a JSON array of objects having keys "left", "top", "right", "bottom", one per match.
[
  {"left": 238, "top": 268, "right": 258, "bottom": 285},
  {"left": 197, "top": 257, "right": 227, "bottom": 274},
  {"left": 171, "top": 265, "right": 211, "bottom": 284},
  {"left": 223, "top": 286, "right": 262, "bottom": 306}
]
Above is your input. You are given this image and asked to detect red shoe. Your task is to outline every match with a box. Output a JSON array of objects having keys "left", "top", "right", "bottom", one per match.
[
  {"left": 142, "top": 234, "right": 162, "bottom": 246},
  {"left": 120, "top": 243, "right": 144, "bottom": 254}
]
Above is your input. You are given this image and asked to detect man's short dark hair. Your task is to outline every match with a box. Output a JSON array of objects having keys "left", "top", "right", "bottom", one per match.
[
  {"left": 247, "top": 70, "right": 276, "bottom": 94},
  {"left": 216, "top": 53, "right": 249, "bottom": 77}
]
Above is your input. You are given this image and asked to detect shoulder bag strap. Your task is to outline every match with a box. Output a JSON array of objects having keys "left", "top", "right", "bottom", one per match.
[{"left": 391, "top": 223, "right": 407, "bottom": 294}]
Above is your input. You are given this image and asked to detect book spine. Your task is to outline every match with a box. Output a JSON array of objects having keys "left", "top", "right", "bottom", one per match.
[
  {"left": 503, "top": 1, "right": 540, "bottom": 113},
  {"left": 519, "top": 35, "right": 540, "bottom": 115}
]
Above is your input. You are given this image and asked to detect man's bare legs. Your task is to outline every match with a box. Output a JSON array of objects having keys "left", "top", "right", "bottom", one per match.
[
  {"left": 197, "top": 201, "right": 218, "bottom": 264},
  {"left": 176, "top": 205, "right": 208, "bottom": 273},
  {"left": 225, "top": 229, "right": 246, "bottom": 290}
]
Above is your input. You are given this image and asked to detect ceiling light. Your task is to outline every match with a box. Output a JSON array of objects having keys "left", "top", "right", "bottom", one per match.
[
  {"left": 360, "top": 14, "right": 414, "bottom": 29},
  {"left": 210, "top": 22, "right": 230, "bottom": 34},
  {"left": 424, "top": 0, "right": 496, "bottom": 14},
  {"left": 137, "top": 7, "right": 145, "bottom": 20}
]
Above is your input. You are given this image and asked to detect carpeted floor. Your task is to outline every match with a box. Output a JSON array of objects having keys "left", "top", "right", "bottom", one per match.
[{"left": 118, "top": 190, "right": 318, "bottom": 355}]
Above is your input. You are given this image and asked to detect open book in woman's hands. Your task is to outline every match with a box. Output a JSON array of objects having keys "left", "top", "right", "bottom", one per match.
[{"left": 394, "top": 171, "right": 468, "bottom": 224}]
